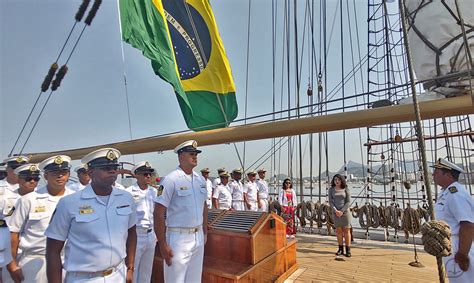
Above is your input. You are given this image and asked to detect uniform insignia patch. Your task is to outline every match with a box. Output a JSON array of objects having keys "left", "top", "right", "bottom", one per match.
[
  {"left": 79, "top": 205, "right": 94, "bottom": 214},
  {"left": 180, "top": 187, "right": 189, "bottom": 190},
  {"left": 448, "top": 187, "right": 458, "bottom": 193},
  {"left": 6, "top": 206, "right": 15, "bottom": 216},
  {"left": 34, "top": 206, "right": 46, "bottom": 213}
]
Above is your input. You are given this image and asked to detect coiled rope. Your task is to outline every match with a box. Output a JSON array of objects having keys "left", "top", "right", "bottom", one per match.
[
  {"left": 421, "top": 220, "right": 452, "bottom": 257},
  {"left": 402, "top": 205, "right": 422, "bottom": 235}
]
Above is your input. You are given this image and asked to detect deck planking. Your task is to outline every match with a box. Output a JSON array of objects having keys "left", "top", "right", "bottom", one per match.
[{"left": 288, "top": 234, "right": 440, "bottom": 282}]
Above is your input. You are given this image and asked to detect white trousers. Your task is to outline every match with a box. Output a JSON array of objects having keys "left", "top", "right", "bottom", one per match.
[
  {"left": 0, "top": 227, "right": 12, "bottom": 267},
  {"left": 442, "top": 237, "right": 474, "bottom": 283},
  {"left": 258, "top": 199, "right": 269, "bottom": 212},
  {"left": 65, "top": 261, "right": 126, "bottom": 283},
  {"left": 247, "top": 202, "right": 258, "bottom": 211},
  {"left": 133, "top": 232, "right": 156, "bottom": 283},
  {"left": 232, "top": 201, "right": 245, "bottom": 211},
  {"left": 164, "top": 230, "right": 204, "bottom": 283}
]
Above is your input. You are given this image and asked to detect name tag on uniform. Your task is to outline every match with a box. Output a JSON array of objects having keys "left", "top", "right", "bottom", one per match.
[
  {"left": 34, "top": 206, "right": 46, "bottom": 213},
  {"left": 79, "top": 205, "right": 94, "bottom": 214},
  {"left": 179, "top": 187, "right": 189, "bottom": 190}
]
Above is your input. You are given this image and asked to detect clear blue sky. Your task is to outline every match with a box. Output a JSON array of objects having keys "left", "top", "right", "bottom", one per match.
[{"left": 1, "top": 0, "right": 378, "bottom": 178}]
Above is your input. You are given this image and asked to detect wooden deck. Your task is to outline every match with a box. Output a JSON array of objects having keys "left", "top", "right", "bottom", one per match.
[{"left": 286, "top": 233, "right": 440, "bottom": 282}]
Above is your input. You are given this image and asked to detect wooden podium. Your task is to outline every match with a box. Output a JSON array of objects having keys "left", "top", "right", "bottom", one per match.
[{"left": 152, "top": 210, "right": 297, "bottom": 282}]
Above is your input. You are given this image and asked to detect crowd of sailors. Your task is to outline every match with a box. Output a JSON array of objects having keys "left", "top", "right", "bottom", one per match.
[{"left": 0, "top": 141, "right": 472, "bottom": 283}]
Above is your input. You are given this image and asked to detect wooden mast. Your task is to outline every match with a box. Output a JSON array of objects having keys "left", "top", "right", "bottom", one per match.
[{"left": 25, "top": 95, "right": 473, "bottom": 162}]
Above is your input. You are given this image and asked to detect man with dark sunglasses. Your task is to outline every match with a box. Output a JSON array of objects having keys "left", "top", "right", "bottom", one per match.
[
  {"left": 45, "top": 148, "right": 137, "bottom": 283},
  {"left": 125, "top": 161, "right": 157, "bottom": 283},
  {"left": 0, "top": 156, "right": 28, "bottom": 279},
  {"left": 6, "top": 156, "right": 73, "bottom": 283},
  {"left": 14, "top": 163, "right": 41, "bottom": 196}
]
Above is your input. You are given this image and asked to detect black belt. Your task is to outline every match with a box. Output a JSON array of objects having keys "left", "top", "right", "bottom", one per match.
[{"left": 0, "top": 219, "right": 7, "bottom": 228}]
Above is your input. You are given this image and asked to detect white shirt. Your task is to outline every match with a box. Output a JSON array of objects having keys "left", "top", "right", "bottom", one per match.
[
  {"left": 7, "top": 186, "right": 74, "bottom": 256},
  {"left": 229, "top": 179, "right": 244, "bottom": 201},
  {"left": 213, "top": 184, "right": 232, "bottom": 209},
  {"left": 125, "top": 183, "right": 157, "bottom": 229},
  {"left": 435, "top": 181, "right": 474, "bottom": 236},
  {"left": 212, "top": 177, "right": 221, "bottom": 189},
  {"left": 155, "top": 166, "right": 207, "bottom": 228},
  {"left": 278, "top": 189, "right": 298, "bottom": 207},
  {"left": 243, "top": 181, "right": 258, "bottom": 203},
  {"left": 205, "top": 178, "right": 213, "bottom": 208},
  {"left": 68, "top": 182, "right": 87, "bottom": 192},
  {"left": 0, "top": 180, "right": 19, "bottom": 219},
  {"left": 257, "top": 179, "right": 269, "bottom": 200},
  {"left": 45, "top": 185, "right": 137, "bottom": 272}
]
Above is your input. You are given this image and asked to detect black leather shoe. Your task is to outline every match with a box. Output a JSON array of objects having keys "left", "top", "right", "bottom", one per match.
[
  {"left": 336, "top": 245, "right": 344, "bottom": 256},
  {"left": 345, "top": 246, "right": 351, "bottom": 257}
]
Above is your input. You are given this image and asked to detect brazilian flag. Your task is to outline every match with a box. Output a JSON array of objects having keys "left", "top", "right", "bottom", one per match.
[{"left": 120, "top": 0, "right": 238, "bottom": 131}]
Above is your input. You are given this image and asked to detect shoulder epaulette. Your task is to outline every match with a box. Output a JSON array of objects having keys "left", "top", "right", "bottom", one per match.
[
  {"left": 448, "top": 186, "right": 458, "bottom": 193},
  {"left": 6, "top": 206, "right": 15, "bottom": 216}
]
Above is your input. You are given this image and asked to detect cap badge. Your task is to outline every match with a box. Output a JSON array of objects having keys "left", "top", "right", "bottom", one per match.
[
  {"left": 54, "top": 156, "right": 63, "bottom": 165},
  {"left": 29, "top": 165, "right": 38, "bottom": 172},
  {"left": 145, "top": 162, "right": 151, "bottom": 168},
  {"left": 106, "top": 150, "right": 117, "bottom": 161},
  {"left": 16, "top": 156, "right": 25, "bottom": 163},
  {"left": 83, "top": 164, "right": 89, "bottom": 170},
  {"left": 192, "top": 141, "right": 197, "bottom": 148}
]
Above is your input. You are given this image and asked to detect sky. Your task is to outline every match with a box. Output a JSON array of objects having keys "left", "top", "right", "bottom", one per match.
[{"left": 0, "top": 0, "right": 407, "bottom": 179}]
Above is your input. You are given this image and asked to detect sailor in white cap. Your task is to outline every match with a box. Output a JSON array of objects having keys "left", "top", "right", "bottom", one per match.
[
  {"left": 243, "top": 171, "right": 259, "bottom": 211},
  {"left": 229, "top": 168, "right": 245, "bottom": 211},
  {"left": 0, "top": 163, "right": 6, "bottom": 181},
  {"left": 14, "top": 163, "right": 41, "bottom": 197},
  {"left": 212, "top": 171, "right": 232, "bottom": 210},
  {"left": 154, "top": 140, "right": 208, "bottom": 282},
  {"left": 256, "top": 168, "right": 269, "bottom": 212},
  {"left": 45, "top": 148, "right": 137, "bottom": 283},
  {"left": 212, "top": 167, "right": 226, "bottom": 192},
  {"left": 432, "top": 158, "right": 473, "bottom": 282},
  {"left": 6, "top": 156, "right": 74, "bottom": 283},
  {"left": 0, "top": 156, "right": 28, "bottom": 277},
  {"left": 68, "top": 164, "right": 90, "bottom": 192},
  {"left": 200, "top": 168, "right": 213, "bottom": 209},
  {"left": 125, "top": 161, "right": 157, "bottom": 283}
]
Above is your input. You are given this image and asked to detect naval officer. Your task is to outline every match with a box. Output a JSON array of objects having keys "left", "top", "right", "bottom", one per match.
[
  {"left": 7, "top": 156, "right": 73, "bottom": 283},
  {"left": 125, "top": 161, "right": 157, "bottom": 283},
  {"left": 13, "top": 163, "right": 41, "bottom": 197},
  {"left": 212, "top": 171, "right": 232, "bottom": 210},
  {"left": 45, "top": 148, "right": 137, "bottom": 283},
  {"left": 256, "top": 168, "right": 270, "bottom": 212},
  {"left": 243, "top": 171, "right": 258, "bottom": 211},
  {"left": 68, "top": 164, "right": 90, "bottom": 192},
  {"left": 212, "top": 167, "right": 225, "bottom": 191},
  {"left": 154, "top": 140, "right": 208, "bottom": 283},
  {"left": 1, "top": 156, "right": 28, "bottom": 280},
  {"left": 432, "top": 158, "right": 473, "bottom": 283},
  {"left": 200, "top": 168, "right": 213, "bottom": 209},
  {"left": 229, "top": 169, "right": 245, "bottom": 211}
]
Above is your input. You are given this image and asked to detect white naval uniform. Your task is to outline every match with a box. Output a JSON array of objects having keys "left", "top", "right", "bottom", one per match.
[
  {"left": 212, "top": 177, "right": 221, "bottom": 190},
  {"left": 125, "top": 183, "right": 157, "bottom": 283},
  {"left": 114, "top": 182, "right": 126, "bottom": 190},
  {"left": 257, "top": 179, "right": 269, "bottom": 212},
  {"left": 435, "top": 181, "right": 474, "bottom": 283},
  {"left": 155, "top": 166, "right": 207, "bottom": 283},
  {"left": 6, "top": 186, "right": 73, "bottom": 283},
  {"left": 243, "top": 181, "right": 258, "bottom": 211},
  {"left": 229, "top": 180, "right": 245, "bottom": 211},
  {"left": 67, "top": 182, "right": 87, "bottom": 192},
  {"left": 45, "top": 185, "right": 137, "bottom": 283},
  {"left": 0, "top": 180, "right": 19, "bottom": 274},
  {"left": 205, "top": 179, "right": 213, "bottom": 209},
  {"left": 212, "top": 184, "right": 232, "bottom": 210}
]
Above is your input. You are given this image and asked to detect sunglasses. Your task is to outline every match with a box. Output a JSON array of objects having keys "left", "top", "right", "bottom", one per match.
[
  {"left": 140, "top": 173, "right": 152, "bottom": 177},
  {"left": 96, "top": 165, "right": 120, "bottom": 171},
  {"left": 22, "top": 176, "right": 40, "bottom": 182},
  {"left": 284, "top": 181, "right": 292, "bottom": 184}
]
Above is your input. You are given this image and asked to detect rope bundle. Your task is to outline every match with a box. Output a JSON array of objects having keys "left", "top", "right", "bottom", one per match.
[
  {"left": 421, "top": 220, "right": 452, "bottom": 257},
  {"left": 295, "top": 201, "right": 306, "bottom": 227},
  {"left": 378, "top": 204, "right": 390, "bottom": 228},
  {"left": 320, "top": 202, "right": 334, "bottom": 226},
  {"left": 387, "top": 205, "right": 403, "bottom": 229},
  {"left": 269, "top": 200, "right": 282, "bottom": 216},
  {"left": 402, "top": 205, "right": 421, "bottom": 235},
  {"left": 305, "top": 201, "right": 315, "bottom": 226}
]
